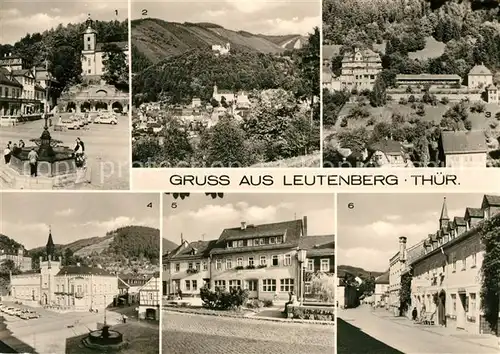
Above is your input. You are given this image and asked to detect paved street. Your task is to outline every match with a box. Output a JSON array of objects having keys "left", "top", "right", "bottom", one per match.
[
  {"left": 163, "top": 311, "right": 335, "bottom": 354},
  {"left": 0, "top": 114, "right": 129, "bottom": 189},
  {"left": 338, "top": 305, "right": 499, "bottom": 354}
]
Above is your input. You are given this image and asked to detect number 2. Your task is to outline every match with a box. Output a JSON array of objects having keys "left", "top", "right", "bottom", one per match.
[{"left": 142, "top": 9, "right": 148, "bottom": 16}]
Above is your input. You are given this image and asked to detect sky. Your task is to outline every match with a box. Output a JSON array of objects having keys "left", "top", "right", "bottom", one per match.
[
  {"left": 337, "top": 193, "right": 489, "bottom": 272},
  {"left": 163, "top": 193, "right": 335, "bottom": 246},
  {"left": 132, "top": 0, "right": 320, "bottom": 35},
  {"left": 0, "top": 0, "right": 129, "bottom": 44},
  {"left": 0, "top": 192, "right": 160, "bottom": 249}
]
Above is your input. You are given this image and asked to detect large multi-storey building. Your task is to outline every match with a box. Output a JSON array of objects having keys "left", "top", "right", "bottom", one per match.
[
  {"left": 388, "top": 236, "right": 406, "bottom": 314},
  {"left": 392, "top": 195, "right": 500, "bottom": 335},
  {"left": 163, "top": 218, "right": 335, "bottom": 302},
  {"left": 9, "top": 230, "right": 119, "bottom": 311},
  {"left": 0, "top": 247, "right": 31, "bottom": 272},
  {"left": 339, "top": 48, "right": 382, "bottom": 90}
]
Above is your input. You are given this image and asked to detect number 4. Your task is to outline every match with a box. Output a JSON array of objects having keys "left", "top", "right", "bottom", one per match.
[{"left": 147, "top": 202, "right": 153, "bottom": 208}]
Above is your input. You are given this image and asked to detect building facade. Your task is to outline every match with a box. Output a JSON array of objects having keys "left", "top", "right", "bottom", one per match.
[
  {"left": 468, "top": 65, "right": 493, "bottom": 89},
  {"left": 374, "top": 272, "right": 389, "bottom": 307},
  {"left": 138, "top": 277, "right": 160, "bottom": 320},
  {"left": 339, "top": 48, "right": 382, "bottom": 90},
  {"left": 395, "top": 74, "right": 462, "bottom": 88},
  {"left": 9, "top": 231, "right": 118, "bottom": 311},
  {"left": 0, "top": 247, "right": 32, "bottom": 272},
  {"left": 0, "top": 67, "right": 23, "bottom": 117},
  {"left": 401, "top": 195, "right": 500, "bottom": 335},
  {"left": 440, "top": 131, "right": 488, "bottom": 168},
  {"left": 388, "top": 236, "right": 407, "bottom": 314}
]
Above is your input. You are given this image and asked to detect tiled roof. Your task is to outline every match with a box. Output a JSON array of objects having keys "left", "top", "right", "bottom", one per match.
[
  {"left": 483, "top": 195, "right": 500, "bottom": 207},
  {"left": 170, "top": 240, "right": 218, "bottom": 260},
  {"left": 299, "top": 235, "right": 334, "bottom": 257},
  {"left": 465, "top": 207, "right": 483, "bottom": 218},
  {"left": 0, "top": 68, "right": 22, "bottom": 87},
  {"left": 469, "top": 64, "right": 492, "bottom": 75},
  {"left": 375, "top": 271, "right": 389, "bottom": 284},
  {"left": 12, "top": 69, "right": 32, "bottom": 77},
  {"left": 368, "top": 139, "right": 405, "bottom": 155},
  {"left": 118, "top": 277, "right": 129, "bottom": 289},
  {"left": 453, "top": 216, "right": 466, "bottom": 226},
  {"left": 441, "top": 131, "right": 487, "bottom": 154},
  {"left": 95, "top": 41, "right": 128, "bottom": 52},
  {"left": 210, "top": 219, "right": 303, "bottom": 255},
  {"left": 396, "top": 74, "right": 461, "bottom": 81},
  {"left": 56, "top": 266, "right": 114, "bottom": 276}
]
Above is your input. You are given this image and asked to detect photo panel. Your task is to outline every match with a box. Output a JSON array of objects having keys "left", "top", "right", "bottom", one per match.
[
  {"left": 162, "top": 192, "right": 335, "bottom": 353},
  {"left": 336, "top": 193, "right": 500, "bottom": 354},
  {"left": 131, "top": 0, "right": 321, "bottom": 168},
  {"left": 0, "top": 1, "right": 131, "bottom": 190},
  {"left": 0, "top": 192, "right": 161, "bottom": 354},
  {"left": 322, "top": 0, "right": 500, "bottom": 168}
]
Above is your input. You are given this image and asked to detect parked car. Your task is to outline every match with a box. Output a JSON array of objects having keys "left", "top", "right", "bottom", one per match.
[
  {"left": 95, "top": 115, "right": 118, "bottom": 125},
  {"left": 19, "top": 312, "right": 30, "bottom": 320},
  {"left": 61, "top": 118, "right": 79, "bottom": 130},
  {"left": 27, "top": 311, "right": 39, "bottom": 319}
]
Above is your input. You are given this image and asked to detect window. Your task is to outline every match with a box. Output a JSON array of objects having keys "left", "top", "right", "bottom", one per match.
[
  {"left": 196, "top": 262, "right": 200, "bottom": 270},
  {"left": 236, "top": 258, "right": 243, "bottom": 267},
  {"left": 77, "top": 285, "right": 82, "bottom": 293},
  {"left": 451, "top": 294, "right": 457, "bottom": 315},
  {"left": 280, "top": 278, "right": 294, "bottom": 292},
  {"left": 245, "top": 280, "right": 257, "bottom": 291},
  {"left": 277, "top": 236, "right": 283, "bottom": 243},
  {"left": 471, "top": 253, "right": 477, "bottom": 267},
  {"left": 214, "top": 280, "right": 226, "bottom": 289},
  {"left": 216, "top": 259, "right": 222, "bottom": 270},
  {"left": 188, "top": 263, "right": 193, "bottom": 270},
  {"left": 232, "top": 240, "right": 237, "bottom": 247},
  {"left": 238, "top": 240, "right": 243, "bottom": 247},
  {"left": 270, "top": 237, "right": 276, "bottom": 244},
  {"left": 272, "top": 255, "right": 279, "bottom": 266},
  {"left": 192, "top": 280, "right": 197, "bottom": 291},
  {"left": 452, "top": 255, "right": 456, "bottom": 272},
  {"left": 307, "top": 259, "right": 314, "bottom": 271},
  {"left": 262, "top": 279, "right": 276, "bottom": 292},
  {"left": 185, "top": 280, "right": 191, "bottom": 291},
  {"left": 248, "top": 257, "right": 254, "bottom": 266},
  {"left": 87, "top": 44, "right": 91, "bottom": 50},
  {"left": 469, "top": 293, "right": 476, "bottom": 316},
  {"left": 227, "top": 242, "right": 232, "bottom": 248},
  {"left": 202, "top": 261, "right": 208, "bottom": 270},
  {"left": 226, "top": 259, "right": 232, "bottom": 269},
  {"left": 229, "top": 280, "right": 241, "bottom": 290},
  {"left": 284, "top": 254, "right": 291, "bottom": 266},
  {"left": 260, "top": 256, "right": 267, "bottom": 266},
  {"left": 57, "top": 285, "right": 60, "bottom": 292},
  {"left": 462, "top": 257, "right": 467, "bottom": 271},
  {"left": 87, "top": 37, "right": 90, "bottom": 42},
  {"left": 320, "top": 259, "right": 330, "bottom": 272}
]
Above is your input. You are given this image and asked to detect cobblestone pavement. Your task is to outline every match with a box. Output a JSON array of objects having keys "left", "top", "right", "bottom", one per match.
[
  {"left": 339, "top": 305, "right": 498, "bottom": 354},
  {"left": 0, "top": 114, "right": 129, "bottom": 190},
  {"left": 163, "top": 311, "right": 335, "bottom": 354}
]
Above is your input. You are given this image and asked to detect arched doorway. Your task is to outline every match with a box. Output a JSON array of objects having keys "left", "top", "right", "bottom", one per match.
[
  {"left": 66, "top": 102, "right": 76, "bottom": 113},
  {"left": 42, "top": 293, "right": 48, "bottom": 305},
  {"left": 145, "top": 308, "right": 156, "bottom": 320},
  {"left": 111, "top": 101, "right": 123, "bottom": 113},
  {"left": 95, "top": 102, "right": 108, "bottom": 111},
  {"left": 438, "top": 290, "right": 446, "bottom": 326},
  {"left": 80, "top": 101, "right": 91, "bottom": 112}
]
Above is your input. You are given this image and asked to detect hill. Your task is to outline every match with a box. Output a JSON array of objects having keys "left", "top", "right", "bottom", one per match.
[
  {"left": 163, "top": 238, "right": 178, "bottom": 253},
  {"left": 131, "top": 18, "right": 292, "bottom": 68},
  {"left": 0, "top": 234, "right": 25, "bottom": 254},
  {"left": 338, "top": 265, "right": 385, "bottom": 279}
]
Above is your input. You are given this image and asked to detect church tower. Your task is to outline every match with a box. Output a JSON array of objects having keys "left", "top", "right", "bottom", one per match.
[
  {"left": 83, "top": 15, "right": 97, "bottom": 52},
  {"left": 46, "top": 226, "right": 55, "bottom": 260},
  {"left": 439, "top": 197, "right": 449, "bottom": 231}
]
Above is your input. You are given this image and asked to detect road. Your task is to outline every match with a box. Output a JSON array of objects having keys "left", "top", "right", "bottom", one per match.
[
  {"left": 0, "top": 114, "right": 129, "bottom": 189},
  {"left": 163, "top": 311, "right": 335, "bottom": 354},
  {"left": 338, "top": 305, "right": 499, "bottom": 354}
]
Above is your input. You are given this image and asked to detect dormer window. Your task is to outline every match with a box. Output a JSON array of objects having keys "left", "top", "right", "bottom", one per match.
[
  {"left": 188, "top": 263, "right": 193, "bottom": 270},
  {"left": 259, "top": 238, "right": 264, "bottom": 245},
  {"left": 232, "top": 240, "right": 238, "bottom": 248},
  {"left": 238, "top": 240, "right": 243, "bottom": 247},
  {"left": 270, "top": 237, "right": 276, "bottom": 244},
  {"left": 277, "top": 236, "right": 283, "bottom": 244}
]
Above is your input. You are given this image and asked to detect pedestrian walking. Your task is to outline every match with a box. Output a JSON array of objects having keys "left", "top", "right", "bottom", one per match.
[
  {"left": 19, "top": 139, "right": 25, "bottom": 148},
  {"left": 412, "top": 307, "right": 418, "bottom": 321},
  {"left": 3, "top": 145, "right": 11, "bottom": 164},
  {"left": 28, "top": 148, "right": 38, "bottom": 177}
]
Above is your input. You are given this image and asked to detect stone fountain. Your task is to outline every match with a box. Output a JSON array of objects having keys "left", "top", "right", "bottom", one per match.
[
  {"left": 1, "top": 115, "right": 77, "bottom": 189},
  {"left": 82, "top": 324, "right": 128, "bottom": 352}
]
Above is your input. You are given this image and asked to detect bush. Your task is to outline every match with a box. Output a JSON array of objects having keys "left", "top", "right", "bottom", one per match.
[
  {"left": 340, "top": 117, "right": 348, "bottom": 128},
  {"left": 289, "top": 305, "right": 335, "bottom": 321},
  {"left": 440, "top": 97, "right": 449, "bottom": 105},
  {"left": 399, "top": 97, "right": 408, "bottom": 105},
  {"left": 246, "top": 299, "right": 264, "bottom": 309},
  {"left": 408, "top": 95, "right": 416, "bottom": 103},
  {"left": 200, "top": 286, "right": 250, "bottom": 310},
  {"left": 263, "top": 300, "right": 274, "bottom": 307},
  {"left": 464, "top": 119, "right": 473, "bottom": 130},
  {"left": 470, "top": 102, "right": 486, "bottom": 113},
  {"left": 310, "top": 273, "right": 336, "bottom": 303},
  {"left": 367, "top": 117, "right": 376, "bottom": 126},
  {"left": 490, "top": 121, "right": 498, "bottom": 129}
]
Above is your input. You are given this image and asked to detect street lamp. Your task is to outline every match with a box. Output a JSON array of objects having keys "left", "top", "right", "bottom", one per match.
[
  {"left": 103, "top": 294, "right": 107, "bottom": 325},
  {"left": 297, "top": 249, "right": 307, "bottom": 305}
]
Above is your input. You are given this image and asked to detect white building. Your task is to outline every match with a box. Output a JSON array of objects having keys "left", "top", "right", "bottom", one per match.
[
  {"left": 212, "top": 43, "right": 230, "bottom": 56},
  {"left": 138, "top": 276, "right": 160, "bottom": 320},
  {"left": 468, "top": 64, "right": 493, "bottom": 89},
  {"left": 339, "top": 48, "right": 382, "bottom": 90},
  {"left": 440, "top": 131, "right": 488, "bottom": 168}
]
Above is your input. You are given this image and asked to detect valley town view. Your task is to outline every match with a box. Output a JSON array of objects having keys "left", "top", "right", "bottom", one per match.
[
  {"left": 0, "top": 193, "right": 161, "bottom": 354},
  {"left": 323, "top": 0, "right": 500, "bottom": 168},
  {"left": 131, "top": 3, "right": 320, "bottom": 168},
  {"left": 0, "top": 11, "right": 130, "bottom": 189}
]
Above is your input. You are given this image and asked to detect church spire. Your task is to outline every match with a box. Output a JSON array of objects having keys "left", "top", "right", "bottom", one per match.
[
  {"left": 439, "top": 197, "right": 449, "bottom": 230},
  {"left": 46, "top": 226, "right": 55, "bottom": 259}
]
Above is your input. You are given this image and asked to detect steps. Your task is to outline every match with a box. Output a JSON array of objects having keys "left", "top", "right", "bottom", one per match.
[{"left": 0, "top": 165, "right": 77, "bottom": 190}]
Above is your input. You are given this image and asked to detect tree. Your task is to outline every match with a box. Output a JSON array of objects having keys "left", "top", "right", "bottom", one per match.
[
  {"left": 210, "top": 97, "right": 220, "bottom": 107},
  {"left": 102, "top": 43, "right": 129, "bottom": 89},
  {"left": 399, "top": 273, "right": 412, "bottom": 314},
  {"left": 204, "top": 116, "right": 249, "bottom": 167},
  {"left": 310, "top": 273, "right": 335, "bottom": 303},
  {"left": 298, "top": 27, "right": 320, "bottom": 124},
  {"left": 370, "top": 77, "right": 387, "bottom": 107},
  {"left": 0, "top": 260, "right": 21, "bottom": 275},
  {"left": 480, "top": 215, "right": 500, "bottom": 335}
]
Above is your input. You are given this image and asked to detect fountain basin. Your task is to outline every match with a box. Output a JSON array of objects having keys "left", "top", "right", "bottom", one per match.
[{"left": 82, "top": 326, "right": 128, "bottom": 352}]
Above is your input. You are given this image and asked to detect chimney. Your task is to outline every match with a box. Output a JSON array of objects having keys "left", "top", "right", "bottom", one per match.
[
  {"left": 399, "top": 236, "right": 407, "bottom": 262},
  {"left": 303, "top": 216, "right": 308, "bottom": 237},
  {"left": 241, "top": 221, "right": 247, "bottom": 230}
]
